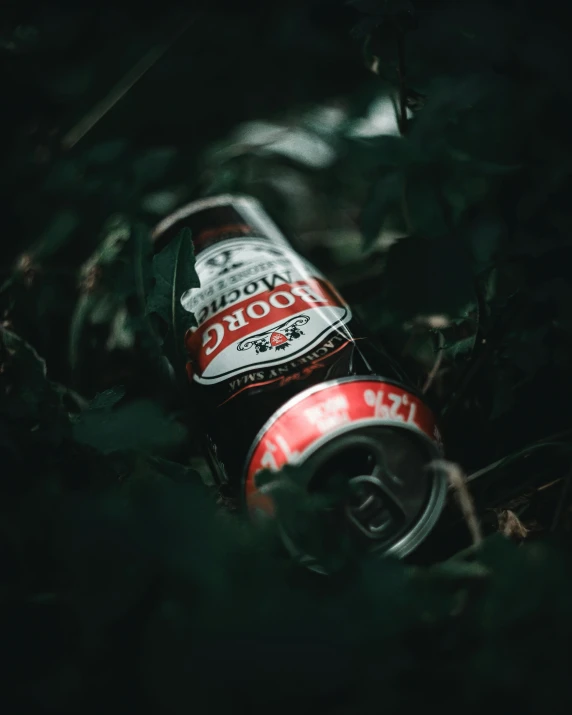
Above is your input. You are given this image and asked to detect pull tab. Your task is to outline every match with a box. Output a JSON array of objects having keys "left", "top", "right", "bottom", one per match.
[{"left": 346, "top": 471, "right": 406, "bottom": 540}]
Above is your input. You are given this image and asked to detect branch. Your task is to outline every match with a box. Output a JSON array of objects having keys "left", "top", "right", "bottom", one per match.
[
  {"left": 435, "top": 460, "right": 482, "bottom": 545},
  {"left": 61, "top": 17, "right": 193, "bottom": 150},
  {"left": 466, "top": 428, "right": 572, "bottom": 485},
  {"left": 422, "top": 330, "right": 445, "bottom": 394}
]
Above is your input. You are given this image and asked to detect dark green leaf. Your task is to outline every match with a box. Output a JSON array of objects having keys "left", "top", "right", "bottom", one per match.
[
  {"left": 88, "top": 385, "right": 126, "bottom": 411},
  {"left": 146, "top": 227, "right": 199, "bottom": 372},
  {"left": 45, "top": 64, "right": 93, "bottom": 98},
  {"left": 72, "top": 399, "right": 186, "bottom": 454},
  {"left": 82, "top": 140, "right": 128, "bottom": 165},
  {"left": 464, "top": 215, "right": 504, "bottom": 275},
  {"left": 490, "top": 372, "right": 516, "bottom": 420},
  {"left": 145, "top": 456, "right": 202, "bottom": 485},
  {"left": 406, "top": 173, "right": 449, "bottom": 237},
  {"left": 68, "top": 292, "right": 97, "bottom": 372},
  {"left": 443, "top": 335, "right": 476, "bottom": 360},
  {"left": 365, "top": 135, "right": 416, "bottom": 167},
  {"left": 360, "top": 170, "right": 404, "bottom": 245},
  {"left": 131, "top": 223, "right": 154, "bottom": 314},
  {"left": 132, "top": 148, "right": 177, "bottom": 188},
  {"left": 0, "top": 327, "right": 67, "bottom": 443},
  {"left": 25, "top": 210, "right": 80, "bottom": 264}
]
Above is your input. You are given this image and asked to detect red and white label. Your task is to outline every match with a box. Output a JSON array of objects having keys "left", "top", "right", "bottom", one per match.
[
  {"left": 245, "top": 379, "right": 440, "bottom": 511},
  {"left": 182, "top": 238, "right": 352, "bottom": 385}
]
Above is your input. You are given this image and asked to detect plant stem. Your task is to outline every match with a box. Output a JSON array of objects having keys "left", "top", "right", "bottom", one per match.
[
  {"left": 441, "top": 294, "right": 524, "bottom": 417},
  {"left": 466, "top": 427, "right": 572, "bottom": 484},
  {"left": 61, "top": 17, "right": 193, "bottom": 150},
  {"left": 423, "top": 331, "right": 445, "bottom": 394}
]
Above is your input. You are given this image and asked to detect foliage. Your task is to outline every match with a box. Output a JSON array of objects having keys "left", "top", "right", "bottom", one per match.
[{"left": 1, "top": 0, "right": 572, "bottom": 712}]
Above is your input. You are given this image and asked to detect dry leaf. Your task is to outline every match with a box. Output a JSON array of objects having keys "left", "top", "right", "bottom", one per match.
[{"left": 495, "top": 509, "right": 529, "bottom": 541}]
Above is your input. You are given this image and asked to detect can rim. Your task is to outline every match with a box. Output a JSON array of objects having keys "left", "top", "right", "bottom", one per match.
[
  {"left": 152, "top": 194, "right": 264, "bottom": 241},
  {"left": 258, "top": 416, "right": 447, "bottom": 573},
  {"left": 290, "top": 417, "right": 445, "bottom": 555},
  {"left": 242, "top": 375, "right": 435, "bottom": 482}
]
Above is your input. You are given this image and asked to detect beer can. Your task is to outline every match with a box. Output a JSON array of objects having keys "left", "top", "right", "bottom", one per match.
[{"left": 153, "top": 194, "right": 446, "bottom": 565}]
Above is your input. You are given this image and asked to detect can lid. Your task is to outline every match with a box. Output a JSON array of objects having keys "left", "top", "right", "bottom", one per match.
[
  {"left": 244, "top": 377, "right": 447, "bottom": 573},
  {"left": 284, "top": 423, "right": 445, "bottom": 572}
]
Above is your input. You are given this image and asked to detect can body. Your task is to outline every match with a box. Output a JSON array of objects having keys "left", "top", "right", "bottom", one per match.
[{"left": 153, "top": 195, "right": 446, "bottom": 559}]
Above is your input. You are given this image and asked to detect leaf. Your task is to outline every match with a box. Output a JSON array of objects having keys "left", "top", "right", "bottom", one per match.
[
  {"left": 106, "top": 307, "right": 136, "bottom": 350},
  {"left": 443, "top": 335, "right": 476, "bottom": 360},
  {"left": 132, "top": 148, "right": 177, "bottom": 188},
  {"left": 72, "top": 399, "right": 186, "bottom": 454},
  {"left": 464, "top": 215, "right": 504, "bottom": 275},
  {"left": 88, "top": 385, "right": 126, "bottom": 411},
  {"left": 125, "top": 225, "right": 165, "bottom": 365},
  {"left": 0, "top": 328, "right": 61, "bottom": 419},
  {"left": 360, "top": 169, "right": 404, "bottom": 245},
  {"left": 68, "top": 292, "right": 97, "bottom": 371},
  {"left": 145, "top": 456, "right": 202, "bottom": 485},
  {"left": 1, "top": 327, "right": 47, "bottom": 386},
  {"left": 81, "top": 215, "right": 132, "bottom": 272},
  {"left": 45, "top": 64, "right": 93, "bottom": 98},
  {"left": 255, "top": 465, "right": 357, "bottom": 575},
  {"left": 442, "top": 175, "right": 489, "bottom": 224},
  {"left": 363, "top": 134, "right": 416, "bottom": 167},
  {"left": 489, "top": 372, "right": 516, "bottom": 420},
  {"left": 130, "top": 222, "right": 154, "bottom": 312},
  {"left": 146, "top": 228, "right": 199, "bottom": 373},
  {"left": 406, "top": 172, "right": 450, "bottom": 237},
  {"left": 43, "top": 158, "right": 83, "bottom": 195},
  {"left": 82, "top": 140, "right": 128, "bottom": 165},
  {"left": 22, "top": 210, "right": 80, "bottom": 265},
  {"left": 0, "top": 328, "right": 67, "bottom": 445},
  {"left": 141, "top": 190, "right": 181, "bottom": 215}
]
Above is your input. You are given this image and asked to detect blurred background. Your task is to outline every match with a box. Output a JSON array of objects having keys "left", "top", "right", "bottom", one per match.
[
  {"left": 3, "top": 0, "right": 572, "bottom": 541},
  {"left": 2, "top": 0, "right": 572, "bottom": 479},
  {"left": 2, "top": 1, "right": 572, "bottom": 712}
]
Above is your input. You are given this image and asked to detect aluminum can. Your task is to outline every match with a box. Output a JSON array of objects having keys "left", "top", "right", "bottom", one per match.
[{"left": 153, "top": 194, "right": 446, "bottom": 562}]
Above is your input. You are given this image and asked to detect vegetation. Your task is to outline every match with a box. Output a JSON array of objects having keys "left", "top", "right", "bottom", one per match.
[{"left": 1, "top": 1, "right": 572, "bottom": 712}]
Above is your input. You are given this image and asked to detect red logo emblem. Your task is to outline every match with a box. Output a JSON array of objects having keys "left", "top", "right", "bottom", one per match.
[{"left": 270, "top": 332, "right": 288, "bottom": 347}]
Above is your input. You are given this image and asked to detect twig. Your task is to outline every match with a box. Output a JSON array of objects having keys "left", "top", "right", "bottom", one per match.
[
  {"left": 442, "top": 294, "right": 524, "bottom": 417},
  {"left": 466, "top": 428, "right": 572, "bottom": 484},
  {"left": 61, "top": 18, "right": 192, "bottom": 150},
  {"left": 537, "top": 478, "right": 563, "bottom": 492},
  {"left": 422, "top": 330, "right": 445, "bottom": 394},
  {"left": 435, "top": 460, "right": 482, "bottom": 545}
]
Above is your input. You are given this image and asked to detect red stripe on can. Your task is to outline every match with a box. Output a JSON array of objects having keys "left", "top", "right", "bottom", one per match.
[{"left": 245, "top": 379, "right": 439, "bottom": 510}]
